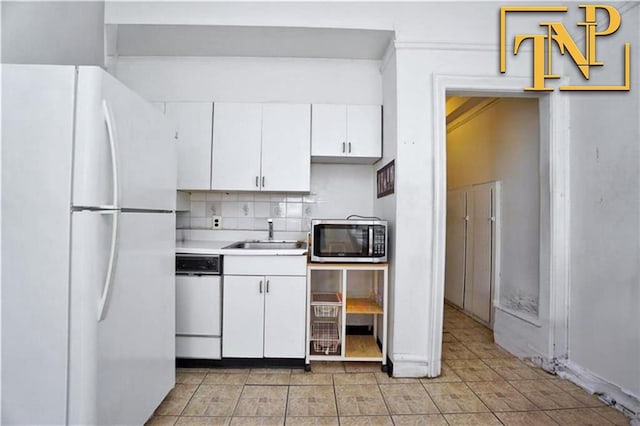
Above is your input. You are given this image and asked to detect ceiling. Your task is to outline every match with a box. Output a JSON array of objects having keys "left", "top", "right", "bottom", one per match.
[
  {"left": 446, "top": 96, "right": 498, "bottom": 131},
  {"left": 109, "top": 24, "right": 394, "bottom": 60}
]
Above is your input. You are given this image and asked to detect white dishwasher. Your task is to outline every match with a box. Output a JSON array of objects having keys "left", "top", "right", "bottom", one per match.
[{"left": 175, "top": 254, "right": 222, "bottom": 359}]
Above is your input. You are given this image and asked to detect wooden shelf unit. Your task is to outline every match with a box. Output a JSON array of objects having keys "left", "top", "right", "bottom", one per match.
[{"left": 305, "top": 263, "right": 388, "bottom": 370}]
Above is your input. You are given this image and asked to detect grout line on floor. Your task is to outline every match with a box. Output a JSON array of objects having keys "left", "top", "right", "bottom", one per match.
[
  {"left": 229, "top": 379, "right": 243, "bottom": 418},
  {"left": 152, "top": 306, "right": 633, "bottom": 426},
  {"left": 333, "top": 366, "right": 342, "bottom": 425},
  {"left": 179, "top": 380, "right": 200, "bottom": 417}
]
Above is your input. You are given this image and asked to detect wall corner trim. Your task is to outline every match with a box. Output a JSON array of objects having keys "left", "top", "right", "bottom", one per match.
[
  {"left": 380, "top": 38, "right": 396, "bottom": 74},
  {"left": 391, "top": 355, "right": 434, "bottom": 378}
]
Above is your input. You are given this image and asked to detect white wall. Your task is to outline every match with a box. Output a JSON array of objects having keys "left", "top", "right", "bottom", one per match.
[
  {"left": 447, "top": 99, "right": 540, "bottom": 315},
  {"left": 1, "top": 1, "right": 105, "bottom": 66},
  {"left": 113, "top": 56, "right": 382, "bottom": 104},
  {"left": 105, "top": 0, "right": 546, "bottom": 379},
  {"left": 374, "top": 51, "right": 398, "bottom": 365},
  {"left": 105, "top": 2, "right": 503, "bottom": 43},
  {"left": 568, "top": 5, "right": 640, "bottom": 404},
  {"left": 107, "top": 4, "right": 640, "bottom": 409}
]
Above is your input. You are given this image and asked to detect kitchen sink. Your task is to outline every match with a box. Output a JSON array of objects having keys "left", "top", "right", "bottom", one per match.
[{"left": 223, "top": 240, "right": 307, "bottom": 250}]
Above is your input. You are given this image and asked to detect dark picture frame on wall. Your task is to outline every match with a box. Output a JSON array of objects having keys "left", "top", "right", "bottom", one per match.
[{"left": 377, "top": 160, "right": 395, "bottom": 198}]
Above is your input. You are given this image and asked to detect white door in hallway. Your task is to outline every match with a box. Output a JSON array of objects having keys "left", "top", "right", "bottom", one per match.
[
  {"left": 445, "top": 182, "right": 499, "bottom": 327},
  {"left": 445, "top": 189, "right": 467, "bottom": 308},
  {"left": 465, "top": 183, "right": 495, "bottom": 324}
]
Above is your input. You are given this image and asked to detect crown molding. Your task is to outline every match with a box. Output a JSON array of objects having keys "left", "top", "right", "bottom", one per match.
[{"left": 394, "top": 40, "right": 497, "bottom": 52}]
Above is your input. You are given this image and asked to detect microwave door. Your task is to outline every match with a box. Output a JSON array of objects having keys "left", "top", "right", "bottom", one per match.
[{"left": 316, "top": 225, "right": 369, "bottom": 258}]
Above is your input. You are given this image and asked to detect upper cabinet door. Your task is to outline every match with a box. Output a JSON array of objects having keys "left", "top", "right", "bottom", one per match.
[
  {"left": 165, "top": 102, "right": 213, "bottom": 191},
  {"left": 211, "top": 103, "right": 263, "bottom": 191},
  {"left": 261, "top": 104, "right": 311, "bottom": 192},
  {"left": 311, "top": 104, "right": 347, "bottom": 158},
  {"left": 347, "top": 105, "right": 382, "bottom": 160},
  {"left": 311, "top": 104, "right": 381, "bottom": 164}
]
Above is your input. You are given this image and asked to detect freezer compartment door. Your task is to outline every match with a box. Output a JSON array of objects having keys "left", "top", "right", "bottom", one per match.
[{"left": 73, "top": 66, "right": 176, "bottom": 211}]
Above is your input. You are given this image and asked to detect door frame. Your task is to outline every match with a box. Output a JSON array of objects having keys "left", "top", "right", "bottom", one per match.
[{"left": 428, "top": 74, "right": 570, "bottom": 376}]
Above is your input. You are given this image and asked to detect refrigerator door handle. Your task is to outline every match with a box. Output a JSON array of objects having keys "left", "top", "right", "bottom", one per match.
[
  {"left": 102, "top": 100, "right": 121, "bottom": 209},
  {"left": 98, "top": 210, "right": 120, "bottom": 321}
]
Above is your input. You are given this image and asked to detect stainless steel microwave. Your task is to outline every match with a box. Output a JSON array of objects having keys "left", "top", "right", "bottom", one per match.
[{"left": 310, "top": 219, "right": 387, "bottom": 263}]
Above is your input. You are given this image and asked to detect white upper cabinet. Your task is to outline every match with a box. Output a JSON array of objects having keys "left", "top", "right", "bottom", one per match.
[
  {"left": 261, "top": 104, "right": 311, "bottom": 192},
  {"left": 311, "top": 104, "right": 382, "bottom": 164},
  {"left": 346, "top": 105, "right": 382, "bottom": 159},
  {"left": 211, "top": 102, "right": 311, "bottom": 192},
  {"left": 311, "top": 104, "right": 347, "bottom": 157},
  {"left": 211, "top": 103, "right": 263, "bottom": 191},
  {"left": 164, "top": 102, "right": 213, "bottom": 190}
]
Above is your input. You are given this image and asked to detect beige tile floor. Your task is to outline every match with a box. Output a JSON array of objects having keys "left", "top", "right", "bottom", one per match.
[{"left": 147, "top": 305, "right": 633, "bottom": 425}]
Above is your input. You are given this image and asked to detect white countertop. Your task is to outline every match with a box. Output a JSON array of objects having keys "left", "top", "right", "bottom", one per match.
[
  {"left": 176, "top": 240, "right": 234, "bottom": 255},
  {"left": 176, "top": 240, "right": 308, "bottom": 256}
]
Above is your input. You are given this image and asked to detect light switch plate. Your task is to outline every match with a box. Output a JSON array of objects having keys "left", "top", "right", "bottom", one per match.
[{"left": 212, "top": 216, "right": 222, "bottom": 229}]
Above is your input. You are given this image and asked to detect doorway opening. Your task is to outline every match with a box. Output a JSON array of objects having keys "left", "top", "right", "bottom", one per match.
[
  {"left": 426, "top": 74, "right": 570, "bottom": 379},
  {"left": 443, "top": 96, "right": 541, "bottom": 334}
]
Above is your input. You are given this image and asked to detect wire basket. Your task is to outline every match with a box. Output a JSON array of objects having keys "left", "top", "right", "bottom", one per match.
[
  {"left": 311, "top": 292, "right": 342, "bottom": 318},
  {"left": 311, "top": 321, "right": 340, "bottom": 355},
  {"left": 313, "top": 305, "right": 340, "bottom": 318}
]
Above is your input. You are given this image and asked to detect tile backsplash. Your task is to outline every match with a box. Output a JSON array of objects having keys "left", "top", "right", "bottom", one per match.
[
  {"left": 177, "top": 191, "right": 318, "bottom": 232},
  {"left": 176, "top": 164, "right": 376, "bottom": 233}
]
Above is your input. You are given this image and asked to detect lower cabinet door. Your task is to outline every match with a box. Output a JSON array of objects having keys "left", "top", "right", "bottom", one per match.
[
  {"left": 223, "top": 275, "right": 265, "bottom": 357},
  {"left": 263, "top": 276, "right": 306, "bottom": 358}
]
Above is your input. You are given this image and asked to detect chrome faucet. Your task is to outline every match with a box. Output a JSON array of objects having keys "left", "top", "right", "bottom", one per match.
[{"left": 267, "top": 219, "right": 274, "bottom": 240}]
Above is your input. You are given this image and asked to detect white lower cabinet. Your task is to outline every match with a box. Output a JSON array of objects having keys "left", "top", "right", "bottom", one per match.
[
  {"left": 263, "top": 276, "right": 307, "bottom": 358},
  {"left": 222, "top": 275, "right": 265, "bottom": 358},
  {"left": 223, "top": 256, "right": 307, "bottom": 359}
]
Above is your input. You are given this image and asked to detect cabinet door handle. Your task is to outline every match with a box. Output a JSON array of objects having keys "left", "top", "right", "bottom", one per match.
[
  {"left": 348, "top": 142, "right": 352, "bottom": 153},
  {"left": 255, "top": 176, "right": 259, "bottom": 187},
  {"left": 262, "top": 176, "right": 265, "bottom": 187},
  {"left": 259, "top": 280, "right": 263, "bottom": 293},
  {"left": 266, "top": 280, "right": 270, "bottom": 293},
  {"left": 342, "top": 142, "right": 346, "bottom": 153}
]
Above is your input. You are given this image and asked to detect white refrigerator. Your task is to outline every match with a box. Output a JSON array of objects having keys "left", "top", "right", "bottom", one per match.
[{"left": 2, "top": 64, "right": 177, "bottom": 425}]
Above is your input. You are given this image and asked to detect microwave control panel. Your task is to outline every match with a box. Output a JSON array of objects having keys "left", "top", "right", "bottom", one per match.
[{"left": 373, "top": 227, "right": 386, "bottom": 256}]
